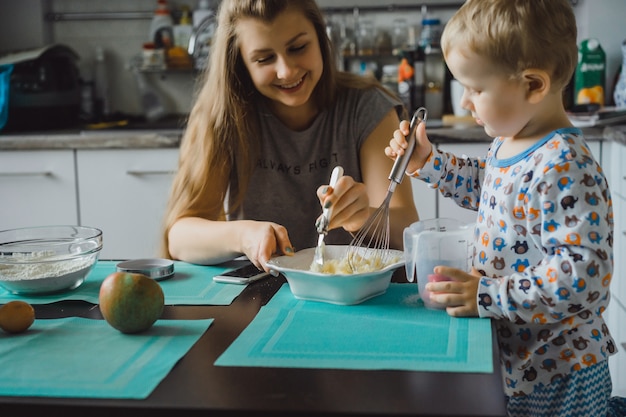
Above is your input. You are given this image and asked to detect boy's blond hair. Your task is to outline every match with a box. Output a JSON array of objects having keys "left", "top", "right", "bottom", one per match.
[{"left": 441, "top": 0, "right": 577, "bottom": 90}]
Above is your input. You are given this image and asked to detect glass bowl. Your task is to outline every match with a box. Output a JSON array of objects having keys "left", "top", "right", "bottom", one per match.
[
  {"left": 265, "top": 245, "right": 404, "bottom": 305},
  {"left": 0, "top": 225, "right": 103, "bottom": 295}
]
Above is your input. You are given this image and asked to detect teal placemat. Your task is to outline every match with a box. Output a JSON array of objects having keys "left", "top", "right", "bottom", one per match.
[
  {"left": 215, "top": 284, "right": 493, "bottom": 373},
  {"left": 0, "top": 317, "right": 212, "bottom": 399},
  {"left": 0, "top": 260, "right": 245, "bottom": 305}
]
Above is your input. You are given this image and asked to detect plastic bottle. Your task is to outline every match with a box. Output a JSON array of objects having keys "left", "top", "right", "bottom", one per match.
[
  {"left": 173, "top": 6, "right": 193, "bottom": 50},
  {"left": 192, "top": 0, "right": 213, "bottom": 29},
  {"left": 419, "top": 18, "right": 442, "bottom": 52},
  {"left": 94, "top": 46, "right": 110, "bottom": 120},
  {"left": 397, "top": 56, "right": 415, "bottom": 111},
  {"left": 419, "top": 6, "right": 444, "bottom": 119},
  {"left": 149, "top": 0, "right": 174, "bottom": 47},
  {"left": 192, "top": 0, "right": 215, "bottom": 70}
]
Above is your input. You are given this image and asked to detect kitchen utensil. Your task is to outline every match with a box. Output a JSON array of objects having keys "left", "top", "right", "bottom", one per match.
[
  {"left": 266, "top": 245, "right": 404, "bottom": 305},
  {"left": 116, "top": 258, "right": 175, "bottom": 281},
  {"left": 403, "top": 218, "right": 473, "bottom": 309},
  {"left": 347, "top": 107, "right": 427, "bottom": 271},
  {"left": 313, "top": 166, "right": 344, "bottom": 269}
]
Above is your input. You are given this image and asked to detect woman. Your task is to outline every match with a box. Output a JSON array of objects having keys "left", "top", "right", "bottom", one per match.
[{"left": 159, "top": 0, "right": 419, "bottom": 271}]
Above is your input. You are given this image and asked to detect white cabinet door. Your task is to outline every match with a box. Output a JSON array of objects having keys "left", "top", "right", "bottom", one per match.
[
  {"left": 76, "top": 148, "right": 179, "bottom": 260},
  {"left": 0, "top": 150, "right": 78, "bottom": 229},
  {"left": 599, "top": 139, "right": 626, "bottom": 397},
  {"left": 611, "top": 194, "right": 625, "bottom": 307},
  {"left": 602, "top": 141, "right": 626, "bottom": 305},
  {"left": 434, "top": 142, "right": 489, "bottom": 224},
  {"left": 605, "top": 296, "right": 626, "bottom": 397}
]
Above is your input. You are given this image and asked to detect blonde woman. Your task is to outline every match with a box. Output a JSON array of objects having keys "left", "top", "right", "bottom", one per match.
[{"left": 160, "top": 0, "right": 418, "bottom": 271}]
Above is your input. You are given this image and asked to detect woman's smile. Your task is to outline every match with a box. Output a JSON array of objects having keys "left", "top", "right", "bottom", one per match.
[{"left": 275, "top": 74, "right": 306, "bottom": 91}]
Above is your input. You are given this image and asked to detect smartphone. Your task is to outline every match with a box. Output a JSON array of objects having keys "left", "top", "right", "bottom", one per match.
[{"left": 213, "top": 263, "right": 270, "bottom": 284}]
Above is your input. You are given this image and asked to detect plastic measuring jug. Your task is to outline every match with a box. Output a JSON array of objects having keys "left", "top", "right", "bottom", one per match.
[{"left": 403, "top": 218, "right": 474, "bottom": 309}]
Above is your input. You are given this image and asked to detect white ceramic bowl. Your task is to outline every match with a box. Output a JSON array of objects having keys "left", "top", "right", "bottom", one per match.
[
  {"left": 0, "top": 226, "right": 103, "bottom": 295},
  {"left": 265, "top": 245, "right": 404, "bottom": 305}
]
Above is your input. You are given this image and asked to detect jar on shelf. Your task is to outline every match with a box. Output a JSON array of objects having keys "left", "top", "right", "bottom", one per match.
[
  {"left": 357, "top": 19, "right": 375, "bottom": 56},
  {"left": 375, "top": 29, "right": 392, "bottom": 56},
  {"left": 419, "top": 17, "right": 442, "bottom": 52},
  {"left": 391, "top": 18, "right": 409, "bottom": 52},
  {"left": 381, "top": 64, "right": 398, "bottom": 93}
]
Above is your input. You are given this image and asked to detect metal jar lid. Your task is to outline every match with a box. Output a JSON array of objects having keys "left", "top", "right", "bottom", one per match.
[{"left": 116, "top": 258, "right": 174, "bottom": 281}]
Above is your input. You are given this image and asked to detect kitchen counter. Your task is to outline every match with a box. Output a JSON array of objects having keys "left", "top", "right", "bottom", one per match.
[
  {"left": 0, "top": 130, "right": 181, "bottom": 150},
  {"left": 0, "top": 275, "right": 507, "bottom": 417},
  {"left": 0, "top": 123, "right": 608, "bottom": 151}
]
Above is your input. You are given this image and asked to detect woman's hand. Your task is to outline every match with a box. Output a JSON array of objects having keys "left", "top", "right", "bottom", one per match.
[
  {"left": 239, "top": 220, "right": 294, "bottom": 272},
  {"left": 316, "top": 175, "right": 370, "bottom": 235},
  {"left": 425, "top": 266, "right": 482, "bottom": 317},
  {"left": 384, "top": 119, "right": 433, "bottom": 175}
]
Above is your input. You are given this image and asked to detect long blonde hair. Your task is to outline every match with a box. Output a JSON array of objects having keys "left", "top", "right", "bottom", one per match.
[{"left": 159, "top": 0, "right": 391, "bottom": 258}]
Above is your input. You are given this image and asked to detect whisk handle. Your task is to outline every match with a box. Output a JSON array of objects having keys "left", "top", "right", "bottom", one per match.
[{"left": 388, "top": 107, "right": 428, "bottom": 187}]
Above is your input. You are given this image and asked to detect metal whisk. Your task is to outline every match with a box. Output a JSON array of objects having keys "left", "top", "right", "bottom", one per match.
[{"left": 347, "top": 107, "right": 428, "bottom": 271}]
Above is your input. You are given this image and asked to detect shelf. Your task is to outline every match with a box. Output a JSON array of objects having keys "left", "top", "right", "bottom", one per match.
[
  {"left": 321, "top": 3, "right": 463, "bottom": 14},
  {"left": 44, "top": 1, "right": 577, "bottom": 22},
  {"left": 45, "top": 11, "right": 153, "bottom": 21},
  {"left": 43, "top": 3, "right": 464, "bottom": 22}
]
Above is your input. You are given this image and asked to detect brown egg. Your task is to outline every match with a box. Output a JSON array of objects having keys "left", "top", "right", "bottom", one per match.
[{"left": 0, "top": 300, "right": 35, "bottom": 334}]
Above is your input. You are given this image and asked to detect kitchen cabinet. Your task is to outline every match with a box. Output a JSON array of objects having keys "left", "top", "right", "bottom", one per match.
[
  {"left": 0, "top": 150, "right": 78, "bottom": 230},
  {"left": 606, "top": 295, "right": 626, "bottom": 397},
  {"left": 601, "top": 139, "right": 626, "bottom": 397},
  {"left": 76, "top": 148, "right": 179, "bottom": 260}
]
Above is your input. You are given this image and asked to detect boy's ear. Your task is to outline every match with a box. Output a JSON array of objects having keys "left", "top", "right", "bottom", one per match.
[{"left": 523, "top": 69, "right": 551, "bottom": 104}]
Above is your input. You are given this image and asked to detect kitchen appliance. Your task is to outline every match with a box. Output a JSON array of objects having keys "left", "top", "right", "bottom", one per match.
[
  {"left": 0, "top": 64, "right": 12, "bottom": 131},
  {"left": 403, "top": 218, "right": 473, "bottom": 310},
  {"left": 0, "top": 44, "right": 81, "bottom": 131}
]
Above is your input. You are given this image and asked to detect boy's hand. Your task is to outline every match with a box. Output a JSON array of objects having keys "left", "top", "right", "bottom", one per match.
[
  {"left": 425, "top": 266, "right": 481, "bottom": 317},
  {"left": 384, "top": 119, "right": 433, "bottom": 175}
]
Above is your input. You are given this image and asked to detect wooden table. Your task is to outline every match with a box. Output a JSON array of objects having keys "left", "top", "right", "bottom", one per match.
[{"left": 0, "top": 272, "right": 507, "bottom": 417}]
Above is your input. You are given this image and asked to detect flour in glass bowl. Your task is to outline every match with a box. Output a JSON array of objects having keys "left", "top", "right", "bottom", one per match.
[{"left": 0, "top": 251, "right": 97, "bottom": 294}]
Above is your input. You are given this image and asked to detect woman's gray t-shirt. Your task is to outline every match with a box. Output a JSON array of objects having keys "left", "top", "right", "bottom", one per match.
[{"left": 237, "top": 86, "right": 403, "bottom": 252}]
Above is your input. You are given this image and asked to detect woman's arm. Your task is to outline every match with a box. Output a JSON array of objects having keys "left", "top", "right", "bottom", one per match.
[{"left": 168, "top": 217, "right": 293, "bottom": 271}]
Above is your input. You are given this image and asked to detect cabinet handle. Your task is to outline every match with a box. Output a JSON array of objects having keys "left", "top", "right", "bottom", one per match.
[
  {"left": 0, "top": 171, "right": 53, "bottom": 177},
  {"left": 126, "top": 170, "right": 175, "bottom": 176}
]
